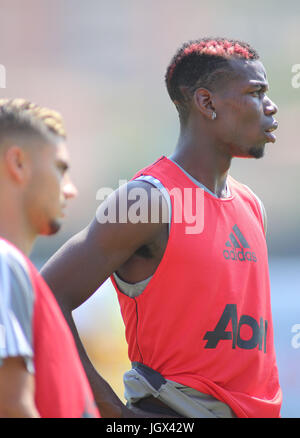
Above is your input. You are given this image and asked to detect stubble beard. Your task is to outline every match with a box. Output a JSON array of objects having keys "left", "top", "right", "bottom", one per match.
[
  {"left": 248, "top": 144, "right": 265, "bottom": 159},
  {"left": 46, "top": 218, "right": 62, "bottom": 235}
]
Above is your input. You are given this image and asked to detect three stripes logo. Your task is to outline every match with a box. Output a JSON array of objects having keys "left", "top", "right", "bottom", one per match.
[{"left": 223, "top": 224, "right": 257, "bottom": 263}]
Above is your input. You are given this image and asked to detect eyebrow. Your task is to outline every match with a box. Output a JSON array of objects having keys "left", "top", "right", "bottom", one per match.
[{"left": 248, "top": 80, "right": 269, "bottom": 91}]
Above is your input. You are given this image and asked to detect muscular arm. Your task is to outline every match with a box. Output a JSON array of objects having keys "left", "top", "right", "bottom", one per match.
[
  {"left": 41, "top": 181, "right": 168, "bottom": 417},
  {"left": 0, "top": 357, "right": 39, "bottom": 418}
]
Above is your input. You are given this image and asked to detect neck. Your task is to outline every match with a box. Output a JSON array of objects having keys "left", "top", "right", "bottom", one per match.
[
  {"left": 170, "top": 124, "right": 232, "bottom": 198},
  {"left": 0, "top": 192, "right": 35, "bottom": 256},
  {"left": 0, "top": 226, "right": 35, "bottom": 255}
]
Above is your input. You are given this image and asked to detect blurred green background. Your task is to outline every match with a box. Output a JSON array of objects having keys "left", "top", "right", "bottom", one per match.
[{"left": 1, "top": 0, "right": 299, "bottom": 417}]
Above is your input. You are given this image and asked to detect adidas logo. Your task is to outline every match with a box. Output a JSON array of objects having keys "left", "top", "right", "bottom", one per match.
[{"left": 223, "top": 224, "right": 257, "bottom": 262}]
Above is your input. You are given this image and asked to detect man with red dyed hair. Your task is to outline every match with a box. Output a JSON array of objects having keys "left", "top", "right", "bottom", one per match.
[{"left": 41, "top": 38, "right": 282, "bottom": 418}]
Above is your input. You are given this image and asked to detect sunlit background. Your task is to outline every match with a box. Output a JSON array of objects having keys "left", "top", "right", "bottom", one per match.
[{"left": 1, "top": 0, "right": 299, "bottom": 417}]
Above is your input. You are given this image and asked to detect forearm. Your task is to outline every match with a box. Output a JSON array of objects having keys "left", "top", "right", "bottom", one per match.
[
  {"left": 0, "top": 357, "right": 40, "bottom": 418},
  {"left": 0, "top": 401, "right": 40, "bottom": 418}
]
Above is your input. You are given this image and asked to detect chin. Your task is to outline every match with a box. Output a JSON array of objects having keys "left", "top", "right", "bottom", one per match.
[
  {"left": 43, "top": 219, "right": 62, "bottom": 236},
  {"left": 244, "top": 142, "right": 266, "bottom": 159},
  {"left": 230, "top": 141, "right": 265, "bottom": 159},
  {"left": 248, "top": 146, "right": 265, "bottom": 159}
]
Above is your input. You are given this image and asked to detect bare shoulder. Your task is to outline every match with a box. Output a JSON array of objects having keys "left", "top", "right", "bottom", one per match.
[{"left": 94, "top": 178, "right": 169, "bottom": 245}]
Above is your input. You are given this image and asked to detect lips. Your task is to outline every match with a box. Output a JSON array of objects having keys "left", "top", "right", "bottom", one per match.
[
  {"left": 264, "top": 121, "right": 278, "bottom": 143},
  {"left": 265, "top": 121, "right": 278, "bottom": 133}
]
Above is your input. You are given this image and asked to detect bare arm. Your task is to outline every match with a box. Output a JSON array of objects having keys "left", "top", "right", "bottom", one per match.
[
  {"left": 0, "top": 357, "right": 39, "bottom": 418},
  {"left": 41, "top": 181, "right": 168, "bottom": 417}
]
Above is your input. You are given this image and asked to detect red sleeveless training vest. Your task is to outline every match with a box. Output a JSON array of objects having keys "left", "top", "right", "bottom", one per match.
[
  {"left": 27, "top": 256, "right": 100, "bottom": 418},
  {"left": 112, "top": 156, "right": 282, "bottom": 418}
]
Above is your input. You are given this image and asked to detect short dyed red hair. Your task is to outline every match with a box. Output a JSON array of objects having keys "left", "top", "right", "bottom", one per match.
[{"left": 165, "top": 37, "right": 259, "bottom": 122}]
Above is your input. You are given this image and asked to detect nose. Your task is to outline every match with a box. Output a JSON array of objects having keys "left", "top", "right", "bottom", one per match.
[
  {"left": 264, "top": 96, "right": 278, "bottom": 116},
  {"left": 63, "top": 180, "right": 78, "bottom": 200}
]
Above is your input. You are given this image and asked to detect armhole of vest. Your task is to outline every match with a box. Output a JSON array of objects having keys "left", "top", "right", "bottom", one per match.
[
  {"left": 242, "top": 184, "right": 266, "bottom": 234},
  {"left": 134, "top": 175, "right": 172, "bottom": 234},
  {"left": 112, "top": 175, "right": 172, "bottom": 299}
]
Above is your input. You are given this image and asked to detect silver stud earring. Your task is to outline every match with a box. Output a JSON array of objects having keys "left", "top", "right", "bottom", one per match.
[{"left": 212, "top": 111, "right": 217, "bottom": 120}]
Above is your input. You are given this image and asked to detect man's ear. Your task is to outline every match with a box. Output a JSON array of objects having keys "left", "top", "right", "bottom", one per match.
[
  {"left": 4, "top": 146, "right": 30, "bottom": 184},
  {"left": 193, "top": 88, "right": 216, "bottom": 119}
]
